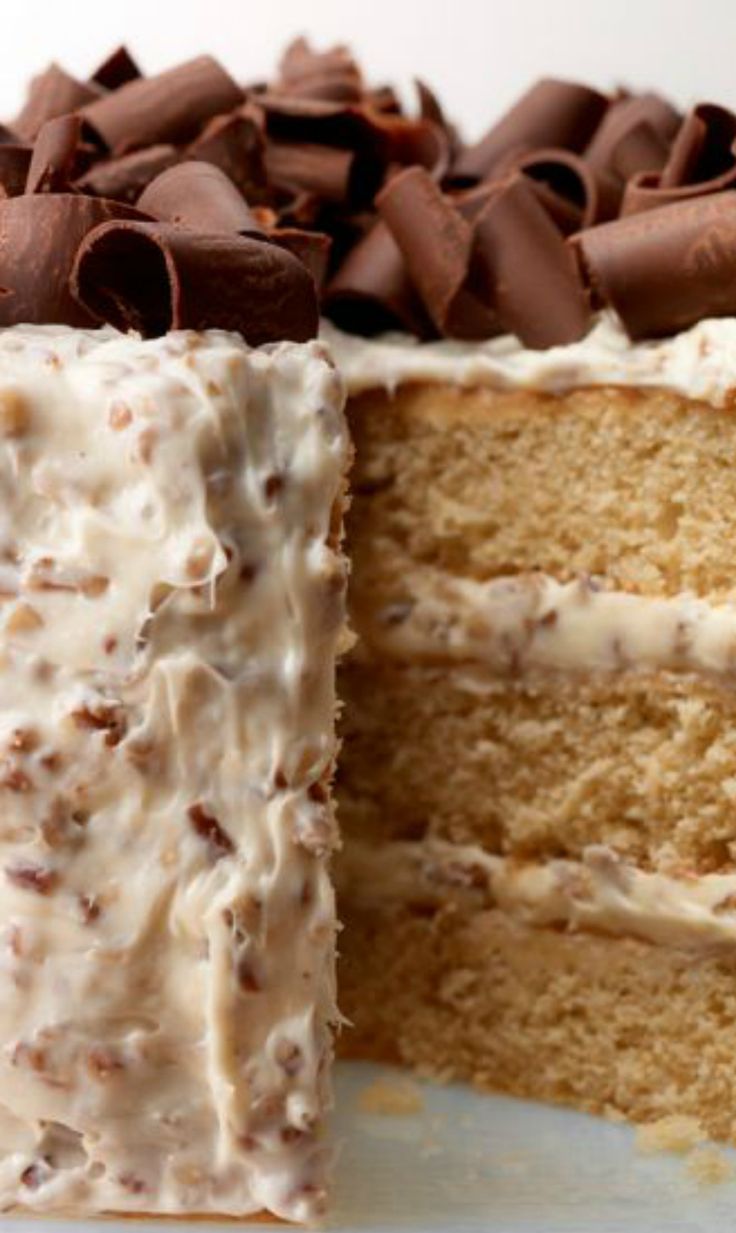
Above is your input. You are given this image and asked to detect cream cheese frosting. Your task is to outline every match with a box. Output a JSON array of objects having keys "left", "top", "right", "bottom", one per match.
[
  {"left": 322, "top": 312, "right": 736, "bottom": 406},
  {"left": 339, "top": 840, "right": 736, "bottom": 952},
  {"left": 356, "top": 569, "right": 736, "bottom": 678},
  {"left": 0, "top": 324, "right": 348, "bottom": 1221}
]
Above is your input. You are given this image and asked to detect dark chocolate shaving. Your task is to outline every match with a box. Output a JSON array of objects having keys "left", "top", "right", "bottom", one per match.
[
  {"left": 621, "top": 103, "right": 736, "bottom": 216},
  {"left": 26, "top": 115, "right": 82, "bottom": 194},
  {"left": 0, "top": 194, "right": 147, "bottom": 327},
  {"left": 138, "top": 161, "right": 259, "bottom": 233},
  {"left": 324, "top": 219, "right": 434, "bottom": 336},
  {"left": 90, "top": 46, "right": 142, "bottom": 92},
  {"left": 187, "top": 109, "right": 267, "bottom": 200},
  {"left": 271, "top": 228, "right": 331, "bottom": 290},
  {"left": 13, "top": 64, "right": 101, "bottom": 143},
  {"left": 510, "top": 148, "right": 600, "bottom": 229},
  {"left": 265, "top": 140, "right": 356, "bottom": 203},
  {"left": 453, "top": 78, "right": 609, "bottom": 181},
  {"left": 72, "top": 221, "right": 319, "bottom": 343},
  {"left": 82, "top": 56, "right": 243, "bottom": 153},
  {"left": 74, "top": 145, "right": 179, "bottom": 203},
  {"left": 377, "top": 166, "right": 497, "bottom": 339},
  {"left": 276, "top": 38, "right": 363, "bottom": 104},
  {"left": 574, "top": 191, "right": 736, "bottom": 338},
  {"left": 0, "top": 147, "right": 33, "bottom": 199},
  {"left": 472, "top": 175, "right": 591, "bottom": 347},
  {"left": 585, "top": 93, "right": 679, "bottom": 172}
]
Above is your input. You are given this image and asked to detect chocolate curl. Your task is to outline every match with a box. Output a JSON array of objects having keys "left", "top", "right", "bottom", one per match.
[
  {"left": 453, "top": 79, "right": 609, "bottom": 181},
  {"left": 367, "top": 86, "right": 401, "bottom": 115},
  {"left": 0, "top": 194, "right": 147, "bottom": 326},
  {"left": 510, "top": 148, "right": 600, "bottom": 229},
  {"left": 75, "top": 145, "right": 179, "bottom": 203},
  {"left": 415, "top": 78, "right": 461, "bottom": 160},
  {"left": 276, "top": 38, "right": 363, "bottom": 103},
  {"left": 584, "top": 92, "right": 679, "bottom": 174},
  {"left": 139, "top": 161, "right": 259, "bottom": 233},
  {"left": 661, "top": 103, "right": 736, "bottom": 188},
  {"left": 574, "top": 191, "right": 736, "bottom": 339},
  {"left": 140, "top": 161, "right": 331, "bottom": 287},
  {"left": 13, "top": 64, "right": 101, "bottom": 143},
  {"left": 265, "top": 140, "right": 357, "bottom": 203},
  {"left": 26, "top": 114, "right": 82, "bottom": 194},
  {"left": 71, "top": 222, "right": 319, "bottom": 343},
  {"left": 187, "top": 109, "right": 267, "bottom": 200},
  {"left": 381, "top": 116, "right": 451, "bottom": 180},
  {"left": 271, "top": 228, "right": 331, "bottom": 290},
  {"left": 90, "top": 46, "right": 142, "bottom": 92},
  {"left": 0, "top": 147, "right": 33, "bottom": 199},
  {"left": 82, "top": 56, "right": 243, "bottom": 153},
  {"left": 621, "top": 104, "right": 736, "bottom": 216},
  {"left": 377, "top": 166, "right": 497, "bottom": 339},
  {"left": 257, "top": 94, "right": 398, "bottom": 163},
  {"left": 324, "top": 219, "right": 434, "bottom": 336},
  {"left": 472, "top": 175, "right": 591, "bottom": 348}
]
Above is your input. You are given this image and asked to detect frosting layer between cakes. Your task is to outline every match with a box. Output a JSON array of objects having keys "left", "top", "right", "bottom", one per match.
[
  {"left": 340, "top": 840, "right": 736, "bottom": 951},
  {"left": 0, "top": 325, "right": 348, "bottom": 1221}
]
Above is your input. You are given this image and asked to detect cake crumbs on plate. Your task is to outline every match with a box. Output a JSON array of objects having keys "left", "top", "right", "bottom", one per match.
[
  {"left": 686, "top": 1146, "right": 734, "bottom": 1186},
  {"left": 635, "top": 1114, "right": 707, "bottom": 1154},
  {"left": 357, "top": 1075, "right": 424, "bottom": 1115}
]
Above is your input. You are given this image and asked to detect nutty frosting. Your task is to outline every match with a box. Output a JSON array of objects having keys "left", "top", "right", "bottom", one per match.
[
  {"left": 0, "top": 325, "right": 348, "bottom": 1220},
  {"left": 356, "top": 569, "right": 736, "bottom": 679},
  {"left": 6, "top": 39, "right": 736, "bottom": 348},
  {"left": 323, "top": 311, "right": 736, "bottom": 407},
  {"left": 340, "top": 840, "right": 736, "bottom": 952}
]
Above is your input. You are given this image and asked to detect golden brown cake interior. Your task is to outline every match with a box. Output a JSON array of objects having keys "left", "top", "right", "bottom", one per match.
[{"left": 337, "top": 378, "right": 736, "bottom": 1140}]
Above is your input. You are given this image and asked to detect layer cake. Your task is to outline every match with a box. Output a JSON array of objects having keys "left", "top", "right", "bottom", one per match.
[{"left": 1, "top": 30, "right": 736, "bottom": 1224}]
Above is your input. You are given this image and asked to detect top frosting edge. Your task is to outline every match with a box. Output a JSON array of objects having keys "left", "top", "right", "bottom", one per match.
[{"left": 321, "top": 311, "right": 736, "bottom": 407}]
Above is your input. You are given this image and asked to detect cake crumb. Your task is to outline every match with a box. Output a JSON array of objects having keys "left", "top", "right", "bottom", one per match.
[
  {"left": 635, "top": 1115, "right": 706, "bottom": 1155},
  {"left": 686, "top": 1146, "right": 734, "bottom": 1185},
  {"left": 357, "top": 1075, "right": 424, "bottom": 1116}
]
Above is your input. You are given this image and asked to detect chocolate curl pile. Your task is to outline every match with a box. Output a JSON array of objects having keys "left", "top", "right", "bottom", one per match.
[
  {"left": 374, "top": 167, "right": 590, "bottom": 346},
  {"left": 5, "top": 37, "right": 736, "bottom": 347},
  {"left": 72, "top": 160, "right": 319, "bottom": 338},
  {"left": 0, "top": 51, "right": 323, "bottom": 342}
]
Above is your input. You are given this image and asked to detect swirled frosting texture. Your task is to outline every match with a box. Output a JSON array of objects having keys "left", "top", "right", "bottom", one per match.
[{"left": 0, "top": 325, "right": 348, "bottom": 1221}]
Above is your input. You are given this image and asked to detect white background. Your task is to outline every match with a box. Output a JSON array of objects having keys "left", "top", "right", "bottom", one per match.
[{"left": 2, "top": 0, "right": 736, "bottom": 139}]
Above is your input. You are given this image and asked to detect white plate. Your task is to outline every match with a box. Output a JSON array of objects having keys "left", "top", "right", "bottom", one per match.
[{"left": 3, "top": 1061, "right": 734, "bottom": 1232}]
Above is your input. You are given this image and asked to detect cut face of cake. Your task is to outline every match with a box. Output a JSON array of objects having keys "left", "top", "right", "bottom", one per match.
[
  {"left": 332, "top": 316, "right": 736, "bottom": 1140},
  {"left": 0, "top": 327, "right": 348, "bottom": 1220}
]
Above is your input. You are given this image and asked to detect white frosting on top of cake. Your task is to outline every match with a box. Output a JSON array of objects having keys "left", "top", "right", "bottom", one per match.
[
  {"left": 323, "top": 312, "right": 736, "bottom": 406},
  {"left": 0, "top": 324, "right": 348, "bottom": 1221},
  {"left": 357, "top": 569, "right": 736, "bottom": 678},
  {"left": 340, "top": 840, "right": 736, "bottom": 952}
]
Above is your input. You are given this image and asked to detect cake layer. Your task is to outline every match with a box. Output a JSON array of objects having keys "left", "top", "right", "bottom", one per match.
[
  {"left": 346, "top": 377, "right": 736, "bottom": 602},
  {"left": 0, "top": 326, "right": 348, "bottom": 1221},
  {"left": 338, "top": 897, "right": 736, "bottom": 1142},
  {"left": 338, "top": 658, "right": 736, "bottom": 872}
]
